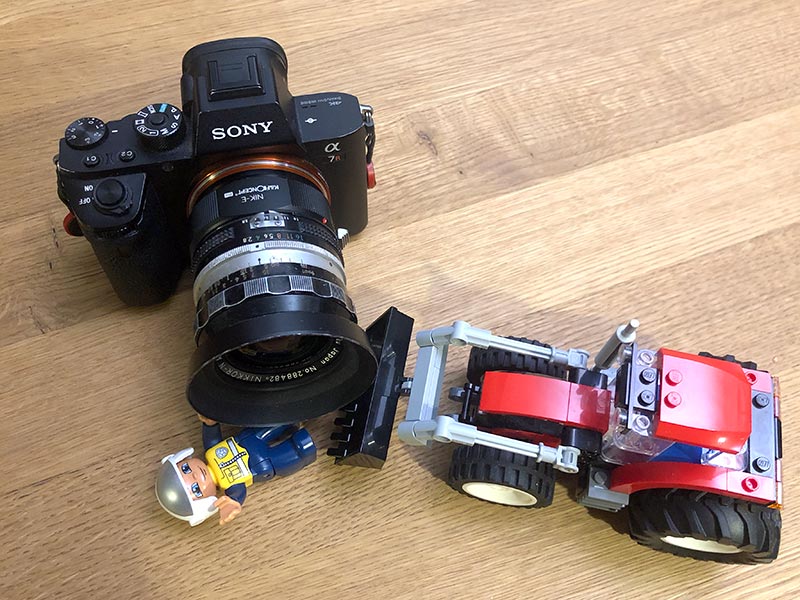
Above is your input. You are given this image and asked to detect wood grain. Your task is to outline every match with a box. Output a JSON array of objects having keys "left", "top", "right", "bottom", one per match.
[{"left": 1, "top": 1, "right": 798, "bottom": 598}]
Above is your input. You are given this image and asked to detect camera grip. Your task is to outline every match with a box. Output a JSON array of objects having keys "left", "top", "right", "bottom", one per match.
[{"left": 87, "top": 188, "right": 186, "bottom": 306}]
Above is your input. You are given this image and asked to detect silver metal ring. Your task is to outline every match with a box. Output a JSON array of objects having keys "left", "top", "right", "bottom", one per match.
[
  {"left": 193, "top": 241, "right": 347, "bottom": 305},
  {"left": 193, "top": 241, "right": 346, "bottom": 303},
  {"left": 194, "top": 273, "right": 355, "bottom": 338}
]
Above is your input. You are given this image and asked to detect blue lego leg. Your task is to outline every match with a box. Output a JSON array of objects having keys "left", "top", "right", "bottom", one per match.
[{"left": 267, "top": 428, "right": 317, "bottom": 477}]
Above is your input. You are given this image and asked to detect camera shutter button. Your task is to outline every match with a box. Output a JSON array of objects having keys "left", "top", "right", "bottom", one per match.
[{"left": 93, "top": 178, "right": 131, "bottom": 215}]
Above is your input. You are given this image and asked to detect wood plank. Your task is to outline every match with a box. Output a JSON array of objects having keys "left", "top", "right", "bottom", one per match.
[{"left": 2, "top": 1, "right": 799, "bottom": 598}]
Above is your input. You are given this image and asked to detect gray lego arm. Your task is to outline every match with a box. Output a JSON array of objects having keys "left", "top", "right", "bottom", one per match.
[
  {"left": 401, "top": 320, "right": 590, "bottom": 426},
  {"left": 416, "top": 321, "right": 591, "bottom": 368},
  {"left": 398, "top": 319, "right": 639, "bottom": 474},
  {"left": 400, "top": 413, "right": 581, "bottom": 473},
  {"left": 397, "top": 320, "right": 591, "bottom": 473}
]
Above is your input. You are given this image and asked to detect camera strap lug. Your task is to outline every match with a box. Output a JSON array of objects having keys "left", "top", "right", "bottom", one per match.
[{"left": 360, "top": 104, "right": 375, "bottom": 164}]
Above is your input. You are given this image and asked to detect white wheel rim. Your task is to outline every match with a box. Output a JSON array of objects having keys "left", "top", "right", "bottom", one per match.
[
  {"left": 661, "top": 535, "right": 742, "bottom": 554},
  {"left": 461, "top": 482, "right": 538, "bottom": 507}
]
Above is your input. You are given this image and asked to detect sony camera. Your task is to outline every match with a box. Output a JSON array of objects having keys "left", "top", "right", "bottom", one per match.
[{"left": 55, "top": 38, "right": 404, "bottom": 430}]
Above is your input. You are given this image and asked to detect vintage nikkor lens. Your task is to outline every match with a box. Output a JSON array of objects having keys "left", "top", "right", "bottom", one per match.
[{"left": 185, "top": 156, "right": 377, "bottom": 425}]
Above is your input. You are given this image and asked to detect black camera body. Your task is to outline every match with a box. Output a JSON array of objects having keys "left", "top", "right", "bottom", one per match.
[
  {"left": 56, "top": 38, "right": 375, "bottom": 306},
  {"left": 54, "top": 37, "right": 411, "bottom": 455}
]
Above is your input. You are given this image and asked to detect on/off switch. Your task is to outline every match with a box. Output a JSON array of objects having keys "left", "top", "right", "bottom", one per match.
[{"left": 93, "top": 178, "right": 131, "bottom": 215}]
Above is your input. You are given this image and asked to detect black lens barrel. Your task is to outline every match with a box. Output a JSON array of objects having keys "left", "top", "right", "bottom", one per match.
[
  {"left": 186, "top": 162, "right": 374, "bottom": 426},
  {"left": 189, "top": 169, "right": 333, "bottom": 247},
  {"left": 190, "top": 212, "right": 343, "bottom": 277}
]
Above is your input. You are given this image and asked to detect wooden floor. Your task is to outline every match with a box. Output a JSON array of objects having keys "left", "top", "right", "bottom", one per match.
[{"left": 2, "top": 1, "right": 799, "bottom": 598}]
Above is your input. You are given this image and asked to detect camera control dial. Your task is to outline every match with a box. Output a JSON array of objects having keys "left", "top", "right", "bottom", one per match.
[
  {"left": 93, "top": 178, "right": 132, "bottom": 215},
  {"left": 134, "top": 103, "right": 185, "bottom": 150},
  {"left": 65, "top": 117, "right": 107, "bottom": 150}
]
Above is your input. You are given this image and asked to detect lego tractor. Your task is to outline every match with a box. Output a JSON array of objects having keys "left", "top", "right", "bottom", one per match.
[{"left": 398, "top": 320, "right": 783, "bottom": 563}]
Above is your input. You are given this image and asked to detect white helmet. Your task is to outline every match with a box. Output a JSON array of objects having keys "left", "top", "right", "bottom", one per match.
[{"left": 155, "top": 448, "right": 218, "bottom": 526}]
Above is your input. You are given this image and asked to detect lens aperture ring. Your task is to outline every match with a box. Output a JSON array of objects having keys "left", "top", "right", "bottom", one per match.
[
  {"left": 194, "top": 271, "right": 355, "bottom": 339},
  {"left": 191, "top": 227, "right": 236, "bottom": 274},
  {"left": 190, "top": 212, "right": 343, "bottom": 276}
]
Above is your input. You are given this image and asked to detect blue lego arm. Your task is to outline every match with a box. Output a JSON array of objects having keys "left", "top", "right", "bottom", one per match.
[
  {"left": 202, "top": 423, "right": 223, "bottom": 451},
  {"left": 251, "top": 424, "right": 292, "bottom": 443},
  {"left": 225, "top": 483, "right": 247, "bottom": 506},
  {"left": 267, "top": 428, "right": 317, "bottom": 477},
  {"left": 234, "top": 426, "right": 316, "bottom": 482}
]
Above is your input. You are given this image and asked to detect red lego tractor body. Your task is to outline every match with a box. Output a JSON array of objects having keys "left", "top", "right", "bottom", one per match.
[
  {"left": 476, "top": 349, "right": 780, "bottom": 506},
  {"left": 398, "top": 320, "right": 783, "bottom": 563}
]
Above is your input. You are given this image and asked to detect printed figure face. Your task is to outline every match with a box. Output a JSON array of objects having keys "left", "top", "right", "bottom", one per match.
[{"left": 177, "top": 457, "right": 217, "bottom": 499}]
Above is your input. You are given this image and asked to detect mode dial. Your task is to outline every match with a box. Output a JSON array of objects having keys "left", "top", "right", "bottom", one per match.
[
  {"left": 134, "top": 103, "right": 185, "bottom": 150},
  {"left": 65, "top": 117, "right": 107, "bottom": 150}
]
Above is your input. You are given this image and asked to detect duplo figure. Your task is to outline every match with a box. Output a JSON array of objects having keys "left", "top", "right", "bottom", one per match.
[{"left": 155, "top": 415, "right": 316, "bottom": 526}]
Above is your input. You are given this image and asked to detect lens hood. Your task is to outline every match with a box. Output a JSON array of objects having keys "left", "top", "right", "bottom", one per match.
[{"left": 187, "top": 295, "right": 377, "bottom": 425}]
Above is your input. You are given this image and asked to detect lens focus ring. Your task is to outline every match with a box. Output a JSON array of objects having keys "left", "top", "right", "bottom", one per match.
[
  {"left": 193, "top": 240, "right": 347, "bottom": 303},
  {"left": 194, "top": 272, "right": 355, "bottom": 338}
]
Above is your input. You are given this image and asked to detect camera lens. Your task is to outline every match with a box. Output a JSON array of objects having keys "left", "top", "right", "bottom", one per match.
[{"left": 185, "top": 155, "right": 377, "bottom": 426}]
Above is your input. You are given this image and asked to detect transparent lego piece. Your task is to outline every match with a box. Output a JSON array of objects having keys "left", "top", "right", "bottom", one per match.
[
  {"left": 701, "top": 447, "right": 748, "bottom": 470},
  {"left": 772, "top": 375, "right": 781, "bottom": 416},
  {"left": 601, "top": 406, "right": 674, "bottom": 465}
]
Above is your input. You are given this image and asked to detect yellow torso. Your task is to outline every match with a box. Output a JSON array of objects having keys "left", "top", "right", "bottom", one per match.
[{"left": 205, "top": 438, "right": 254, "bottom": 489}]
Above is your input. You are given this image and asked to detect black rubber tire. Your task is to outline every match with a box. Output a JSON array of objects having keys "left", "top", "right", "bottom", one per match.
[
  {"left": 698, "top": 351, "right": 758, "bottom": 371},
  {"left": 448, "top": 445, "right": 555, "bottom": 508},
  {"left": 628, "top": 489, "right": 781, "bottom": 563},
  {"left": 466, "top": 336, "right": 568, "bottom": 385}
]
